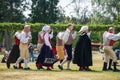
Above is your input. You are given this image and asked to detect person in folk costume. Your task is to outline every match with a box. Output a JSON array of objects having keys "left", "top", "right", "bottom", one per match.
[
  {"left": 37, "top": 27, "right": 53, "bottom": 51},
  {"left": 102, "top": 27, "right": 120, "bottom": 72},
  {"left": 56, "top": 31, "right": 65, "bottom": 64},
  {"left": 13, "top": 25, "right": 32, "bottom": 70},
  {"left": 6, "top": 30, "right": 23, "bottom": 69},
  {"left": 73, "top": 26, "right": 93, "bottom": 71},
  {"left": 58, "top": 23, "right": 76, "bottom": 70},
  {"left": 36, "top": 25, "right": 55, "bottom": 70}
]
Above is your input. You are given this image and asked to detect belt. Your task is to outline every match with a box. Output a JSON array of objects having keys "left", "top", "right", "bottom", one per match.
[{"left": 20, "top": 43, "right": 28, "bottom": 45}]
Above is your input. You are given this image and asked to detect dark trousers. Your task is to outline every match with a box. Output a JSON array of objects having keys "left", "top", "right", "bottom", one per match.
[{"left": 65, "top": 44, "right": 72, "bottom": 61}]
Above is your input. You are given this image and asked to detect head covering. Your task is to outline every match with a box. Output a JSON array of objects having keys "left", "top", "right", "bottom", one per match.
[
  {"left": 79, "top": 26, "right": 88, "bottom": 33},
  {"left": 42, "top": 25, "right": 51, "bottom": 32}
]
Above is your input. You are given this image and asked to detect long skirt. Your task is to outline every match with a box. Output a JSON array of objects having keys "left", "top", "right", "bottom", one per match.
[
  {"left": 36, "top": 44, "right": 56, "bottom": 67},
  {"left": 7, "top": 45, "right": 20, "bottom": 63}
]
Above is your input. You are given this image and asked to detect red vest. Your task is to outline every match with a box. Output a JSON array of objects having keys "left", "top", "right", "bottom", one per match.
[
  {"left": 14, "top": 36, "right": 20, "bottom": 45},
  {"left": 109, "top": 32, "right": 114, "bottom": 46}
]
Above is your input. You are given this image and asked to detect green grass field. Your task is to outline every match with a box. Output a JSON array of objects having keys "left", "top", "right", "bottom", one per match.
[{"left": 0, "top": 51, "right": 120, "bottom": 80}]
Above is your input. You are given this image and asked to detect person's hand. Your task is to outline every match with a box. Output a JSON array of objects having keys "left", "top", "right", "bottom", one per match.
[{"left": 50, "top": 47, "right": 52, "bottom": 50}]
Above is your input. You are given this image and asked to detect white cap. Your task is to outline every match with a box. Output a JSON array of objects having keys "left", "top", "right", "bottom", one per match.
[
  {"left": 79, "top": 26, "right": 88, "bottom": 33},
  {"left": 42, "top": 25, "right": 51, "bottom": 32}
]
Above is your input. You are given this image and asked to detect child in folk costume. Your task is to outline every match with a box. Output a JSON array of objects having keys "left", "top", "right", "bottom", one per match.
[
  {"left": 36, "top": 25, "right": 56, "bottom": 70},
  {"left": 56, "top": 32, "right": 65, "bottom": 64},
  {"left": 6, "top": 31, "right": 23, "bottom": 69},
  {"left": 102, "top": 27, "right": 120, "bottom": 72},
  {"left": 13, "top": 25, "right": 32, "bottom": 70},
  {"left": 58, "top": 24, "right": 76, "bottom": 70}
]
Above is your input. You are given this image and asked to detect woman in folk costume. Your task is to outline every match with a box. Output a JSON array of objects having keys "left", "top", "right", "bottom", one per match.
[
  {"left": 58, "top": 24, "right": 76, "bottom": 70},
  {"left": 102, "top": 27, "right": 120, "bottom": 72},
  {"left": 37, "top": 27, "right": 53, "bottom": 51},
  {"left": 56, "top": 31, "right": 65, "bottom": 64},
  {"left": 6, "top": 30, "right": 23, "bottom": 69},
  {"left": 36, "top": 25, "right": 56, "bottom": 70},
  {"left": 73, "top": 26, "right": 93, "bottom": 71}
]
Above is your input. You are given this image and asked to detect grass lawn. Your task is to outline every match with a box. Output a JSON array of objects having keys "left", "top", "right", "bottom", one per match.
[{"left": 0, "top": 51, "right": 120, "bottom": 80}]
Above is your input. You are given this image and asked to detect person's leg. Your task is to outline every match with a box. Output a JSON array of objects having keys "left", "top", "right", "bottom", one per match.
[
  {"left": 102, "top": 47, "right": 109, "bottom": 71},
  {"left": 14, "top": 57, "right": 23, "bottom": 69},
  {"left": 31, "top": 52, "right": 34, "bottom": 62},
  {"left": 6, "top": 61, "right": 10, "bottom": 69},
  {"left": 66, "top": 45, "right": 72, "bottom": 70},
  {"left": 109, "top": 49, "right": 119, "bottom": 71},
  {"left": 108, "top": 59, "right": 113, "bottom": 70},
  {"left": 24, "top": 47, "right": 30, "bottom": 70}
]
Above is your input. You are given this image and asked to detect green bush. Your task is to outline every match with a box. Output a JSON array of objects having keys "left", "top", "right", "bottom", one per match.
[{"left": 0, "top": 23, "right": 120, "bottom": 45}]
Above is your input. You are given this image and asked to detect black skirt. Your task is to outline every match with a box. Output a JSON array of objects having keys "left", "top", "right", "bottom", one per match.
[
  {"left": 7, "top": 45, "right": 20, "bottom": 63},
  {"left": 36, "top": 44, "right": 56, "bottom": 66}
]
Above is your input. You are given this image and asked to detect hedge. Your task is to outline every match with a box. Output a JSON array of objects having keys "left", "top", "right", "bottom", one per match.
[
  {"left": 0, "top": 23, "right": 120, "bottom": 45},
  {"left": 0, "top": 23, "right": 120, "bottom": 32}
]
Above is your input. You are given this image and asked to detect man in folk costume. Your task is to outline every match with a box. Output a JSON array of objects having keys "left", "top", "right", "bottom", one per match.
[
  {"left": 13, "top": 25, "right": 32, "bottom": 70},
  {"left": 36, "top": 25, "right": 55, "bottom": 70},
  {"left": 58, "top": 23, "right": 76, "bottom": 70},
  {"left": 6, "top": 30, "right": 23, "bottom": 69},
  {"left": 102, "top": 27, "right": 120, "bottom": 72},
  {"left": 73, "top": 26, "right": 93, "bottom": 71},
  {"left": 56, "top": 31, "right": 65, "bottom": 64}
]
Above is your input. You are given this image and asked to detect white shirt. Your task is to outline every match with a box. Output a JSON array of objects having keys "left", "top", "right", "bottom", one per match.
[
  {"left": 44, "top": 32, "right": 52, "bottom": 49},
  {"left": 15, "top": 31, "right": 21, "bottom": 39},
  {"left": 103, "top": 31, "right": 120, "bottom": 46},
  {"left": 20, "top": 31, "right": 32, "bottom": 43},
  {"left": 62, "top": 29, "right": 76, "bottom": 44},
  {"left": 39, "top": 31, "right": 53, "bottom": 40}
]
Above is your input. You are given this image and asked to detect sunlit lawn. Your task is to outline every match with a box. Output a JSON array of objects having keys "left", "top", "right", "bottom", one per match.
[{"left": 0, "top": 51, "right": 120, "bottom": 80}]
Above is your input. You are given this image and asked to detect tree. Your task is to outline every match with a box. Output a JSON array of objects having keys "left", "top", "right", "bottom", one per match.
[
  {"left": 0, "top": 0, "right": 28, "bottom": 51},
  {"left": 91, "top": 0, "right": 120, "bottom": 24},
  {"left": 30, "top": 0, "right": 59, "bottom": 23},
  {"left": 0, "top": 0, "right": 28, "bottom": 22}
]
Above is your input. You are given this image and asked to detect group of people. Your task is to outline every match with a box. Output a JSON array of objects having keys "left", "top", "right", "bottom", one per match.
[{"left": 5, "top": 23, "right": 120, "bottom": 72}]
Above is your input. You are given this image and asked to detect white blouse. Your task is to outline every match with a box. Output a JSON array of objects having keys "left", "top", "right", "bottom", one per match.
[
  {"left": 44, "top": 32, "right": 52, "bottom": 49},
  {"left": 20, "top": 31, "right": 32, "bottom": 43}
]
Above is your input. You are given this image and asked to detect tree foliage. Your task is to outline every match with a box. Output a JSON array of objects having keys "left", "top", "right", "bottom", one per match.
[{"left": 30, "top": 0, "right": 59, "bottom": 23}]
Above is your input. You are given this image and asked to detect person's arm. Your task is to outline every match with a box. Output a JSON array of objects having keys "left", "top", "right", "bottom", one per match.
[
  {"left": 38, "top": 32, "right": 41, "bottom": 43},
  {"left": 15, "top": 32, "right": 21, "bottom": 39},
  {"left": 49, "top": 30, "right": 53, "bottom": 39},
  {"left": 28, "top": 32, "right": 32, "bottom": 39},
  {"left": 44, "top": 33, "right": 52, "bottom": 49},
  {"left": 108, "top": 33, "right": 120, "bottom": 40},
  {"left": 62, "top": 31, "right": 70, "bottom": 44},
  {"left": 72, "top": 31, "right": 77, "bottom": 39}
]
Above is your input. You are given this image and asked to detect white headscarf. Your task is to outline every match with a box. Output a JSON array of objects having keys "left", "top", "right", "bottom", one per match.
[
  {"left": 79, "top": 26, "right": 88, "bottom": 33},
  {"left": 42, "top": 25, "right": 51, "bottom": 32}
]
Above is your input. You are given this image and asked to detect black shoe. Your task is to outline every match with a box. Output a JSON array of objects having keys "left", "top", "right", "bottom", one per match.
[
  {"left": 108, "top": 68, "right": 113, "bottom": 70},
  {"left": 113, "top": 69, "right": 120, "bottom": 72},
  {"left": 13, "top": 65, "right": 18, "bottom": 69},
  {"left": 24, "top": 67, "right": 30, "bottom": 70},
  {"left": 102, "top": 62, "right": 108, "bottom": 71},
  {"left": 58, "top": 65, "right": 63, "bottom": 70},
  {"left": 113, "top": 62, "right": 120, "bottom": 72},
  {"left": 6, "top": 62, "right": 10, "bottom": 69}
]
